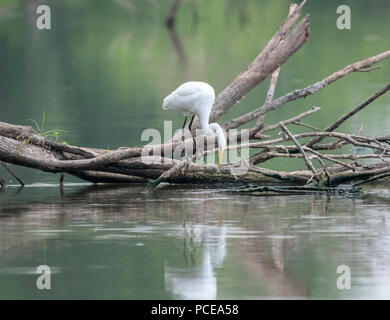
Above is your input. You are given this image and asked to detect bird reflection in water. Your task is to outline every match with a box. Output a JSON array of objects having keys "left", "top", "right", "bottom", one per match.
[{"left": 164, "top": 220, "right": 227, "bottom": 300}]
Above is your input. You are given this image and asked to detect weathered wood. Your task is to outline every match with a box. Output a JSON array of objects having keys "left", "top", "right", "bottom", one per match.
[
  {"left": 280, "top": 122, "right": 316, "bottom": 174},
  {"left": 305, "top": 82, "right": 390, "bottom": 147},
  {"left": 191, "top": 2, "right": 310, "bottom": 130},
  {"left": 224, "top": 50, "right": 390, "bottom": 131},
  {"left": 0, "top": 135, "right": 146, "bottom": 184},
  {"left": 2, "top": 118, "right": 390, "bottom": 187}
]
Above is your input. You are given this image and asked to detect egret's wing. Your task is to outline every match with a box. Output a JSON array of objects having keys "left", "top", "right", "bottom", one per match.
[
  {"left": 174, "top": 82, "right": 202, "bottom": 97},
  {"left": 163, "top": 82, "right": 211, "bottom": 112}
]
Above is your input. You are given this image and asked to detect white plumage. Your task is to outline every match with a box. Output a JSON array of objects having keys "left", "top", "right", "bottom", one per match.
[{"left": 162, "top": 81, "right": 226, "bottom": 169}]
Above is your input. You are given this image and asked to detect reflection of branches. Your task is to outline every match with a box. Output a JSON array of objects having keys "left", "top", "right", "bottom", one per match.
[
  {"left": 165, "top": 0, "right": 188, "bottom": 78},
  {"left": 234, "top": 229, "right": 309, "bottom": 297}
]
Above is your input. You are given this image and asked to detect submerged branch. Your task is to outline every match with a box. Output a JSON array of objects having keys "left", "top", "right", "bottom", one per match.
[{"left": 0, "top": 161, "right": 24, "bottom": 187}]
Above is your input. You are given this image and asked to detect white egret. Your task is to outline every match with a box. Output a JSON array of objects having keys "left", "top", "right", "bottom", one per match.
[{"left": 162, "top": 81, "right": 226, "bottom": 169}]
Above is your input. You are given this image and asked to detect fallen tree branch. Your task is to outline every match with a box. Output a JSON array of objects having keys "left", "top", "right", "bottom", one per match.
[
  {"left": 291, "top": 121, "right": 319, "bottom": 131},
  {"left": 265, "top": 67, "right": 281, "bottom": 105},
  {"left": 224, "top": 50, "right": 390, "bottom": 131},
  {"left": 280, "top": 122, "right": 316, "bottom": 175},
  {"left": 2, "top": 122, "right": 390, "bottom": 187},
  {"left": 260, "top": 106, "right": 320, "bottom": 133},
  {"left": 305, "top": 82, "right": 390, "bottom": 147},
  {"left": 302, "top": 147, "right": 355, "bottom": 170},
  {"left": 147, "top": 160, "right": 188, "bottom": 190},
  {"left": 254, "top": 67, "right": 282, "bottom": 131}
]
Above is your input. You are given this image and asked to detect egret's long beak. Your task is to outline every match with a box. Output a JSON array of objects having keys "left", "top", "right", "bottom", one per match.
[{"left": 218, "top": 149, "right": 223, "bottom": 170}]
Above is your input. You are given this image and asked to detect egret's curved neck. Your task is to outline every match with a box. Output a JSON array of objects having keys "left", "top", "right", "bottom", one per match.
[
  {"left": 207, "top": 123, "right": 227, "bottom": 151},
  {"left": 199, "top": 113, "right": 210, "bottom": 133},
  {"left": 197, "top": 102, "right": 226, "bottom": 151}
]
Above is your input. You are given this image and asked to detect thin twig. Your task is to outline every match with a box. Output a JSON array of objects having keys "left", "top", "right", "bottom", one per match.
[
  {"left": 356, "top": 123, "right": 364, "bottom": 135},
  {"left": 224, "top": 50, "right": 390, "bottom": 131},
  {"left": 280, "top": 122, "right": 316, "bottom": 174},
  {"left": 238, "top": 131, "right": 390, "bottom": 153},
  {"left": 265, "top": 67, "right": 280, "bottom": 105},
  {"left": 302, "top": 146, "right": 355, "bottom": 170},
  {"left": 1, "top": 161, "right": 24, "bottom": 187},
  {"left": 306, "top": 82, "right": 390, "bottom": 147},
  {"left": 291, "top": 121, "right": 319, "bottom": 131},
  {"left": 357, "top": 65, "right": 382, "bottom": 72},
  {"left": 147, "top": 160, "right": 187, "bottom": 190},
  {"left": 261, "top": 106, "right": 320, "bottom": 133},
  {"left": 0, "top": 177, "right": 5, "bottom": 192},
  {"left": 250, "top": 151, "right": 390, "bottom": 162},
  {"left": 254, "top": 67, "right": 281, "bottom": 131}
]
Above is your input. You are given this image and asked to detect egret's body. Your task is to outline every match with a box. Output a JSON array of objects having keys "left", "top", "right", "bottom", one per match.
[{"left": 162, "top": 81, "right": 226, "bottom": 169}]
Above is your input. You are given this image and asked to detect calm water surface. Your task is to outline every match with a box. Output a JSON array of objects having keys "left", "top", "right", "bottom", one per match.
[
  {"left": 1, "top": 0, "right": 390, "bottom": 299},
  {"left": 0, "top": 183, "right": 389, "bottom": 299}
]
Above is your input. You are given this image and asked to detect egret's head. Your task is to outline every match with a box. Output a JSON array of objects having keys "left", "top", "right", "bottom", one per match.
[{"left": 162, "top": 96, "right": 169, "bottom": 110}]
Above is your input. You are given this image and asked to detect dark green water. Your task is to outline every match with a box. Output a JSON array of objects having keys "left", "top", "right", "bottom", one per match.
[{"left": 1, "top": 0, "right": 390, "bottom": 299}]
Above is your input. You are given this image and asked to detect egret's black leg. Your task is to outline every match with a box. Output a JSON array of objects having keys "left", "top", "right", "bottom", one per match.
[
  {"left": 203, "top": 140, "right": 207, "bottom": 163},
  {"left": 181, "top": 116, "right": 187, "bottom": 158},
  {"left": 188, "top": 115, "right": 196, "bottom": 154}
]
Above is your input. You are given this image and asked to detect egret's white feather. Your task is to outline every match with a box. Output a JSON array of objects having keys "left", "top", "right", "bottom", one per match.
[{"left": 162, "top": 81, "right": 226, "bottom": 168}]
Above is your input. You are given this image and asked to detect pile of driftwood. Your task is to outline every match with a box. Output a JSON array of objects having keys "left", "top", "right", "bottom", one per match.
[{"left": 1, "top": 1, "right": 390, "bottom": 192}]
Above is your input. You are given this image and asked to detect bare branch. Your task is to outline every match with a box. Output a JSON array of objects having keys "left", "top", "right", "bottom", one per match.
[
  {"left": 265, "top": 67, "right": 281, "bottom": 105},
  {"left": 301, "top": 147, "right": 355, "bottom": 170},
  {"left": 1, "top": 161, "right": 24, "bottom": 187},
  {"left": 147, "top": 160, "right": 187, "bottom": 190},
  {"left": 202, "top": 2, "right": 310, "bottom": 126},
  {"left": 280, "top": 122, "right": 316, "bottom": 174},
  {"left": 306, "top": 82, "right": 390, "bottom": 147},
  {"left": 291, "top": 121, "right": 319, "bottom": 131},
  {"left": 253, "top": 67, "right": 281, "bottom": 132},
  {"left": 224, "top": 50, "right": 390, "bottom": 130},
  {"left": 261, "top": 106, "right": 320, "bottom": 132}
]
